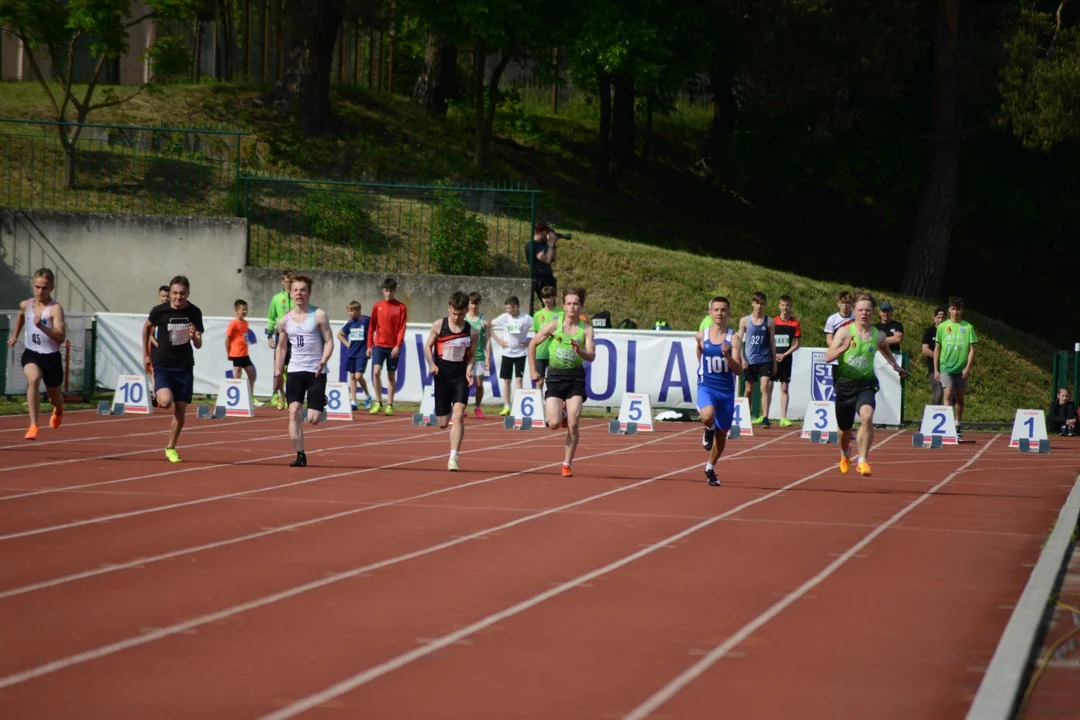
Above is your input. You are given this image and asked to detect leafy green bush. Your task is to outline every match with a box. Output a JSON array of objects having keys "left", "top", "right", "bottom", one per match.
[
  {"left": 304, "top": 190, "right": 372, "bottom": 246},
  {"left": 429, "top": 188, "right": 489, "bottom": 276}
]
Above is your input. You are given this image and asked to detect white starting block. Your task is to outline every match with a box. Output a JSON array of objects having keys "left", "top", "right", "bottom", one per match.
[
  {"left": 212, "top": 377, "right": 255, "bottom": 418},
  {"left": 413, "top": 385, "right": 437, "bottom": 426},
  {"left": 1011, "top": 409, "right": 1050, "bottom": 454},
  {"left": 323, "top": 382, "right": 353, "bottom": 421},
  {"left": 914, "top": 405, "right": 958, "bottom": 447},
  {"left": 506, "top": 388, "right": 542, "bottom": 430},
  {"left": 98, "top": 374, "right": 152, "bottom": 415},
  {"left": 611, "top": 393, "right": 653, "bottom": 434},
  {"left": 726, "top": 397, "right": 753, "bottom": 439},
  {"left": 801, "top": 400, "right": 838, "bottom": 443}
]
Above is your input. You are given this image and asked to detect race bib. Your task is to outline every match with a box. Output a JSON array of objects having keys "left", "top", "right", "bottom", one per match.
[
  {"left": 507, "top": 322, "right": 522, "bottom": 335},
  {"left": 555, "top": 346, "right": 576, "bottom": 362},
  {"left": 348, "top": 328, "right": 365, "bottom": 342},
  {"left": 441, "top": 342, "right": 467, "bottom": 362},
  {"left": 167, "top": 319, "right": 190, "bottom": 346},
  {"left": 775, "top": 335, "right": 790, "bottom": 348}
]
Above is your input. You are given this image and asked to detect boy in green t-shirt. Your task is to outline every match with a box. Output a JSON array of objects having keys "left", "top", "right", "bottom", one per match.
[
  {"left": 934, "top": 295, "right": 978, "bottom": 435},
  {"left": 266, "top": 271, "right": 295, "bottom": 410},
  {"left": 531, "top": 285, "right": 559, "bottom": 394}
]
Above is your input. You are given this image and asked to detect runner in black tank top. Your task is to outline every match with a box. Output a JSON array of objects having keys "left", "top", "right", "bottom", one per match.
[{"left": 423, "top": 292, "right": 477, "bottom": 471}]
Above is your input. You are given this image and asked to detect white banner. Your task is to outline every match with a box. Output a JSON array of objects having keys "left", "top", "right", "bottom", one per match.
[{"left": 92, "top": 314, "right": 902, "bottom": 424}]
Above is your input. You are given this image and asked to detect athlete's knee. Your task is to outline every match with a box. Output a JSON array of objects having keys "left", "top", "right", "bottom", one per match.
[{"left": 438, "top": 417, "right": 451, "bottom": 429}]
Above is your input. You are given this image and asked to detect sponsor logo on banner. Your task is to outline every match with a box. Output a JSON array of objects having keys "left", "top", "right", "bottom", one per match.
[{"left": 811, "top": 351, "right": 834, "bottom": 402}]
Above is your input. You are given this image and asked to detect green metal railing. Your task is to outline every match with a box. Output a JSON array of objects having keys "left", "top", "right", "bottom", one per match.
[
  {"left": 1051, "top": 348, "right": 1079, "bottom": 402},
  {"left": 2, "top": 118, "right": 540, "bottom": 277},
  {"left": 242, "top": 176, "right": 538, "bottom": 277},
  {"left": 1, "top": 119, "right": 246, "bottom": 218}
]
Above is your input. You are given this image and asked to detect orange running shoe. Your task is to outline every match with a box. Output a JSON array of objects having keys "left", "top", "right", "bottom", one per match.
[
  {"left": 50, "top": 410, "right": 63, "bottom": 429},
  {"left": 857, "top": 461, "right": 872, "bottom": 476},
  {"left": 561, "top": 464, "right": 573, "bottom": 477},
  {"left": 839, "top": 455, "right": 851, "bottom": 474},
  {"left": 25, "top": 424, "right": 39, "bottom": 441}
]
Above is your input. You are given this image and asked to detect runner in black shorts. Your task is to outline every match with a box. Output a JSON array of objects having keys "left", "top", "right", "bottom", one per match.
[
  {"left": 275, "top": 274, "right": 335, "bottom": 468},
  {"left": 528, "top": 287, "right": 596, "bottom": 478},
  {"left": 424, "top": 292, "right": 478, "bottom": 472},
  {"left": 772, "top": 295, "right": 802, "bottom": 427},
  {"left": 143, "top": 275, "right": 204, "bottom": 463},
  {"left": 8, "top": 268, "right": 67, "bottom": 441}
]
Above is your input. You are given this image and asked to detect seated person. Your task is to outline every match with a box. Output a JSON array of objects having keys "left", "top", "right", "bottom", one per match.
[{"left": 1049, "top": 387, "right": 1078, "bottom": 436}]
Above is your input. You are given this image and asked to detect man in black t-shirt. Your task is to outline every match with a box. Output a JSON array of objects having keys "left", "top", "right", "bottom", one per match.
[
  {"left": 874, "top": 301, "right": 904, "bottom": 357},
  {"left": 920, "top": 307, "right": 946, "bottom": 404},
  {"left": 142, "top": 275, "right": 204, "bottom": 464},
  {"left": 525, "top": 223, "right": 559, "bottom": 311}
]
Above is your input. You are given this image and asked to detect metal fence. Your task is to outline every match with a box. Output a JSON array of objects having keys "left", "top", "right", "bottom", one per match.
[
  {"left": 242, "top": 176, "right": 538, "bottom": 277},
  {"left": 0, "top": 119, "right": 245, "bottom": 217},
  {"left": 2, "top": 118, "right": 540, "bottom": 277}
]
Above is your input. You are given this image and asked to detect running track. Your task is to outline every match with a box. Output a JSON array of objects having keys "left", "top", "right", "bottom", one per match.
[{"left": 0, "top": 409, "right": 1077, "bottom": 719}]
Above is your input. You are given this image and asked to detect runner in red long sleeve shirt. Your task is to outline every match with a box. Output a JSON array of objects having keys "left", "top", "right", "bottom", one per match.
[{"left": 366, "top": 277, "right": 408, "bottom": 414}]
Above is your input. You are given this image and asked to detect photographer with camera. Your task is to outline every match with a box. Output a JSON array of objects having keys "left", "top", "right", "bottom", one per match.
[{"left": 526, "top": 223, "right": 570, "bottom": 313}]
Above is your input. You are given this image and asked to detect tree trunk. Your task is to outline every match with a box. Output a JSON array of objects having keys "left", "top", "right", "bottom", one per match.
[
  {"left": 596, "top": 69, "right": 612, "bottom": 187},
  {"left": 269, "top": 0, "right": 345, "bottom": 136},
  {"left": 902, "top": 0, "right": 965, "bottom": 298},
  {"left": 704, "top": 65, "right": 737, "bottom": 172},
  {"left": 412, "top": 33, "right": 457, "bottom": 117},
  {"left": 472, "top": 47, "right": 510, "bottom": 169},
  {"left": 610, "top": 72, "right": 635, "bottom": 177}
]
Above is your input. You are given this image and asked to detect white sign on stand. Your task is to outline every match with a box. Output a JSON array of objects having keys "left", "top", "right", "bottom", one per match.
[
  {"left": 214, "top": 377, "right": 255, "bottom": 417},
  {"left": 112, "top": 374, "right": 152, "bottom": 414},
  {"left": 617, "top": 392, "right": 654, "bottom": 431},
  {"left": 1009, "top": 409, "right": 1048, "bottom": 448}
]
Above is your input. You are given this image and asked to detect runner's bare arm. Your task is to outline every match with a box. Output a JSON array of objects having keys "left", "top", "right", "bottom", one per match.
[
  {"left": 877, "top": 331, "right": 907, "bottom": 377},
  {"left": 576, "top": 325, "right": 597, "bottom": 363},
  {"left": 528, "top": 320, "right": 558, "bottom": 383},
  {"left": 36, "top": 303, "right": 66, "bottom": 345},
  {"left": 7, "top": 300, "right": 26, "bottom": 348},
  {"left": 823, "top": 325, "right": 852, "bottom": 364},
  {"left": 466, "top": 328, "right": 479, "bottom": 385},
  {"left": 727, "top": 332, "right": 744, "bottom": 376},
  {"left": 315, "top": 310, "right": 334, "bottom": 373},
  {"left": 274, "top": 319, "right": 288, "bottom": 376},
  {"left": 423, "top": 320, "right": 441, "bottom": 375}
]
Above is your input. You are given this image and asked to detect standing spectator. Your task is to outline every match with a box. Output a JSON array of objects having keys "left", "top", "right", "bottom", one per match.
[
  {"left": 525, "top": 223, "right": 559, "bottom": 311},
  {"left": 266, "top": 270, "right": 294, "bottom": 410},
  {"left": 464, "top": 292, "right": 492, "bottom": 419},
  {"left": 738, "top": 291, "right": 777, "bottom": 429},
  {"left": 773, "top": 295, "right": 802, "bottom": 427},
  {"left": 337, "top": 301, "right": 371, "bottom": 410},
  {"left": 1049, "top": 387, "right": 1077, "bottom": 436},
  {"left": 367, "top": 278, "right": 408, "bottom": 416},
  {"left": 225, "top": 299, "right": 260, "bottom": 407},
  {"left": 934, "top": 296, "right": 978, "bottom": 437},
  {"left": 824, "top": 291, "right": 855, "bottom": 382},
  {"left": 874, "top": 301, "right": 904, "bottom": 357},
  {"left": 920, "top": 307, "right": 946, "bottom": 405},
  {"left": 491, "top": 296, "right": 532, "bottom": 416}
]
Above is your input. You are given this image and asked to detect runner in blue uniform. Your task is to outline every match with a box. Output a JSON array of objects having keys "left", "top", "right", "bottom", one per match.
[{"left": 696, "top": 296, "right": 744, "bottom": 487}]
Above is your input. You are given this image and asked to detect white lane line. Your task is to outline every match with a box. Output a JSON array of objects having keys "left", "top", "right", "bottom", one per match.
[
  {"left": 0, "top": 417, "right": 514, "bottom": 502},
  {"left": 621, "top": 435, "right": 999, "bottom": 720},
  {"left": 0, "top": 429, "right": 788, "bottom": 689},
  {"left": 0, "top": 424, "right": 597, "bottom": 541},
  {"left": 257, "top": 430, "right": 902, "bottom": 720}
]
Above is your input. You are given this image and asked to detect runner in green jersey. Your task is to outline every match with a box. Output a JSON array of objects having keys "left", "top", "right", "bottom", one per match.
[
  {"left": 531, "top": 285, "right": 559, "bottom": 394},
  {"left": 933, "top": 296, "right": 977, "bottom": 435},
  {"left": 465, "top": 292, "right": 492, "bottom": 418},
  {"left": 528, "top": 287, "right": 596, "bottom": 477},
  {"left": 824, "top": 292, "right": 906, "bottom": 477},
  {"left": 266, "top": 270, "right": 295, "bottom": 410}
]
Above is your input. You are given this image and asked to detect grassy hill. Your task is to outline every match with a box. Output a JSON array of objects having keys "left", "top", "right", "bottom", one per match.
[{"left": 0, "top": 82, "right": 1059, "bottom": 421}]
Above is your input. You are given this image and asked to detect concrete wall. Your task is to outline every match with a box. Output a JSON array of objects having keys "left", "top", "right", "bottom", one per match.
[{"left": 0, "top": 209, "right": 530, "bottom": 323}]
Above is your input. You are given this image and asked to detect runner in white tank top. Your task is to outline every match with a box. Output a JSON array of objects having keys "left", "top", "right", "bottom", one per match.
[
  {"left": 7, "top": 268, "right": 67, "bottom": 440},
  {"left": 274, "top": 275, "right": 334, "bottom": 468}
]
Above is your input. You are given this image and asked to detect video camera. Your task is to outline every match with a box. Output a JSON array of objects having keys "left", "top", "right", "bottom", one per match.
[{"left": 554, "top": 232, "right": 572, "bottom": 240}]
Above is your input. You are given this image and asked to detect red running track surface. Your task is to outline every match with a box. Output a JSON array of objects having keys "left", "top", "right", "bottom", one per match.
[{"left": 0, "top": 408, "right": 1077, "bottom": 719}]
